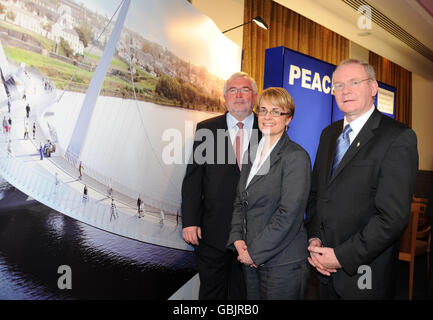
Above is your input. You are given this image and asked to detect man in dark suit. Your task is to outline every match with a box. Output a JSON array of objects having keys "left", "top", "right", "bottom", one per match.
[
  {"left": 181, "top": 72, "right": 260, "bottom": 299},
  {"left": 306, "top": 59, "right": 418, "bottom": 299}
]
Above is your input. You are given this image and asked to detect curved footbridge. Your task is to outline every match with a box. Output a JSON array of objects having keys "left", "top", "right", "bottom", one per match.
[{"left": 0, "top": 93, "right": 192, "bottom": 252}]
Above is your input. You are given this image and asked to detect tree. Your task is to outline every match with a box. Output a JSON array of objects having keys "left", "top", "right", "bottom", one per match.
[
  {"left": 41, "top": 22, "right": 52, "bottom": 37},
  {"left": 141, "top": 41, "right": 159, "bottom": 58},
  {"left": 6, "top": 10, "right": 15, "bottom": 22},
  {"left": 60, "top": 37, "right": 73, "bottom": 58},
  {"left": 74, "top": 23, "right": 93, "bottom": 48}
]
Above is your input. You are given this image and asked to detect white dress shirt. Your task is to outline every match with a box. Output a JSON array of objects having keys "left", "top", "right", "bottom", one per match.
[
  {"left": 246, "top": 135, "right": 281, "bottom": 188},
  {"left": 344, "top": 105, "right": 375, "bottom": 145},
  {"left": 227, "top": 112, "right": 254, "bottom": 163}
]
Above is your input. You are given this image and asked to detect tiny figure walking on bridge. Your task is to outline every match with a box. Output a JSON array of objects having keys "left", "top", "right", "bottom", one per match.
[
  {"left": 83, "top": 184, "right": 88, "bottom": 203},
  {"left": 24, "top": 122, "right": 29, "bottom": 139},
  {"left": 78, "top": 161, "right": 84, "bottom": 180},
  {"left": 39, "top": 142, "right": 43, "bottom": 160},
  {"left": 137, "top": 195, "right": 142, "bottom": 217},
  {"left": 107, "top": 185, "right": 113, "bottom": 198},
  {"left": 2, "top": 116, "right": 7, "bottom": 134},
  {"left": 110, "top": 198, "right": 118, "bottom": 221},
  {"left": 7, "top": 117, "right": 12, "bottom": 134},
  {"left": 25, "top": 104, "right": 30, "bottom": 118},
  {"left": 159, "top": 210, "right": 165, "bottom": 225}
]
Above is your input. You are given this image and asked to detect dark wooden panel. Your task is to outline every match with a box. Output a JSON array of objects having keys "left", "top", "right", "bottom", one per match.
[{"left": 414, "top": 170, "right": 433, "bottom": 198}]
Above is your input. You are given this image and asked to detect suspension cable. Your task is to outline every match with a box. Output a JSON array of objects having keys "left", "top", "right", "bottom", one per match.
[
  {"left": 126, "top": 42, "right": 180, "bottom": 202},
  {"left": 57, "top": 0, "right": 125, "bottom": 102}
]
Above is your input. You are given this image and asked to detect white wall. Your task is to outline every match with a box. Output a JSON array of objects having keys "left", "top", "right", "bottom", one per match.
[{"left": 192, "top": 0, "right": 245, "bottom": 48}]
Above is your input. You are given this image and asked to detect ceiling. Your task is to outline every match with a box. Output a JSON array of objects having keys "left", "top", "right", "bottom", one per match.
[{"left": 275, "top": 0, "right": 433, "bottom": 81}]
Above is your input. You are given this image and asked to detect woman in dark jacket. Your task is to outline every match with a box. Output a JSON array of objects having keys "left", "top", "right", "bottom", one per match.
[{"left": 227, "top": 87, "right": 311, "bottom": 300}]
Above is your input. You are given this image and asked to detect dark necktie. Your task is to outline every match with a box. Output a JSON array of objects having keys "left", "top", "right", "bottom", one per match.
[
  {"left": 331, "top": 124, "right": 352, "bottom": 176},
  {"left": 233, "top": 122, "right": 244, "bottom": 170}
]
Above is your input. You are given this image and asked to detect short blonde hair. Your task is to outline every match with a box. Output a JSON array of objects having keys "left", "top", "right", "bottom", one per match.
[{"left": 257, "top": 87, "right": 295, "bottom": 118}]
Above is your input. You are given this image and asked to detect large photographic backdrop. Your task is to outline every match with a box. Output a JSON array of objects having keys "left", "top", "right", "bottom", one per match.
[
  {"left": 0, "top": 0, "right": 241, "bottom": 299},
  {"left": 2, "top": 0, "right": 242, "bottom": 216}
]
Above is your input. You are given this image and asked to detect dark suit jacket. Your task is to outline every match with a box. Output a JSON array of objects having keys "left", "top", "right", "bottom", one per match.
[
  {"left": 227, "top": 134, "right": 311, "bottom": 267},
  {"left": 306, "top": 108, "right": 418, "bottom": 299},
  {"left": 181, "top": 113, "right": 261, "bottom": 251}
]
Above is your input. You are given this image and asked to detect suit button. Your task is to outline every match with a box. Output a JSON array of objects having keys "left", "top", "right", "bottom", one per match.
[{"left": 245, "top": 191, "right": 248, "bottom": 197}]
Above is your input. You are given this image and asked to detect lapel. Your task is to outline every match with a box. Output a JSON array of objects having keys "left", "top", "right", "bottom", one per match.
[
  {"left": 245, "top": 134, "right": 288, "bottom": 190},
  {"left": 249, "top": 114, "right": 261, "bottom": 151},
  {"left": 328, "top": 109, "right": 382, "bottom": 185},
  {"left": 238, "top": 153, "right": 253, "bottom": 192},
  {"left": 325, "top": 122, "right": 343, "bottom": 184},
  {"left": 225, "top": 113, "right": 261, "bottom": 173},
  {"left": 219, "top": 112, "right": 238, "bottom": 171},
  {"left": 219, "top": 113, "right": 229, "bottom": 131}
]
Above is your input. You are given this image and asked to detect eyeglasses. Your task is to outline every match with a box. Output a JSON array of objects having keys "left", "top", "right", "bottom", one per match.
[
  {"left": 332, "top": 78, "right": 371, "bottom": 92},
  {"left": 227, "top": 87, "right": 252, "bottom": 95},
  {"left": 256, "top": 107, "right": 291, "bottom": 117}
]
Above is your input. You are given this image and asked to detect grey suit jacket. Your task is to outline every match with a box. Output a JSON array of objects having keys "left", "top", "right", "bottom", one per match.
[{"left": 227, "top": 134, "right": 311, "bottom": 267}]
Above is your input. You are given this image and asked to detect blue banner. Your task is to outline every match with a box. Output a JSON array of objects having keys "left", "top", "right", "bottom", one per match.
[
  {"left": 264, "top": 46, "right": 396, "bottom": 165},
  {"left": 264, "top": 46, "right": 334, "bottom": 165}
]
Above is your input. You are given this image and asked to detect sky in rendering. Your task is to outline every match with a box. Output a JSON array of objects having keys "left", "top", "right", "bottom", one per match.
[{"left": 79, "top": 0, "right": 241, "bottom": 79}]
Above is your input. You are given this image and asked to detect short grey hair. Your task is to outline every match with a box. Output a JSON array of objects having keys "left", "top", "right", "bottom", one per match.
[
  {"left": 223, "top": 72, "right": 258, "bottom": 95},
  {"left": 332, "top": 59, "right": 377, "bottom": 83}
]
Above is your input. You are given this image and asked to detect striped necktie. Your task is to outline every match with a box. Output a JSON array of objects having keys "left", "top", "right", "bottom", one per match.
[
  {"left": 234, "top": 122, "right": 244, "bottom": 170},
  {"left": 331, "top": 124, "right": 352, "bottom": 176}
]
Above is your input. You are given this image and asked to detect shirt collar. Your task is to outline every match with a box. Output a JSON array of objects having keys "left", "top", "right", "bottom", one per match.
[
  {"left": 344, "top": 105, "right": 375, "bottom": 136},
  {"left": 226, "top": 112, "right": 254, "bottom": 129}
]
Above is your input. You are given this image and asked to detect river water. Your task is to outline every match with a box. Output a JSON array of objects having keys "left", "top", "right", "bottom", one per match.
[{"left": 0, "top": 181, "right": 196, "bottom": 300}]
